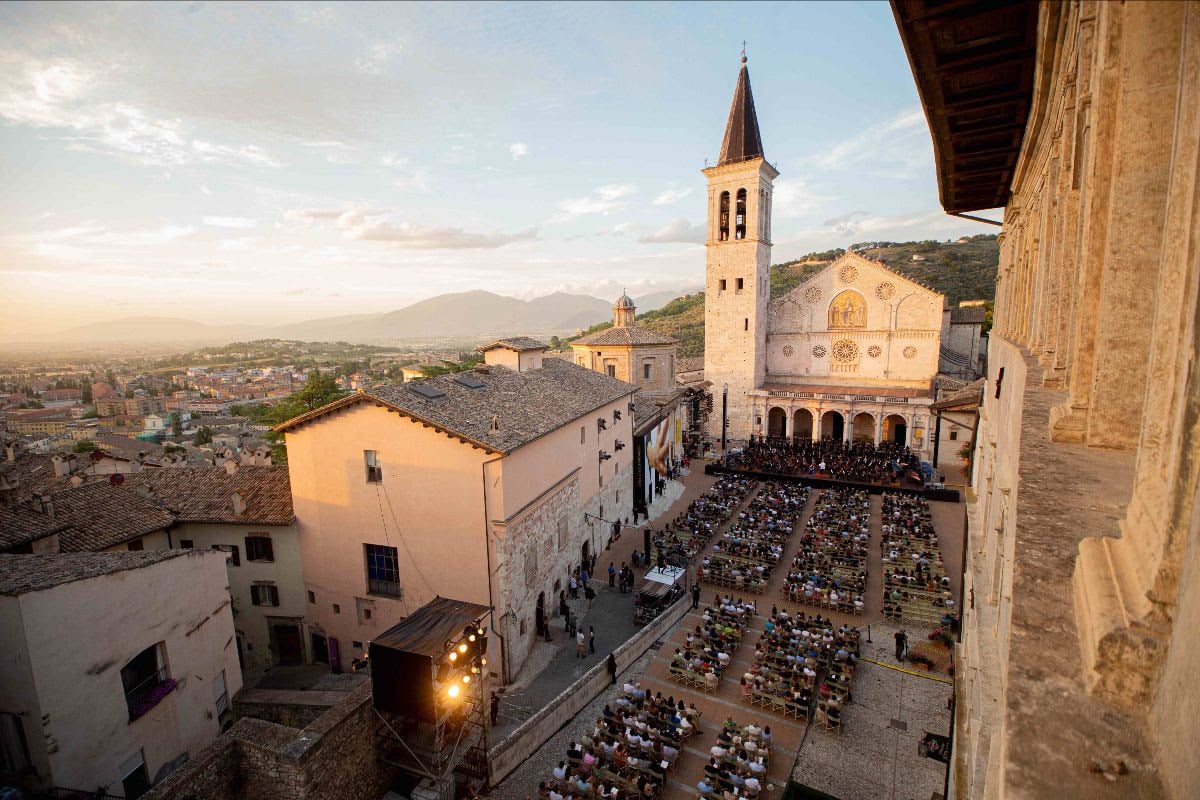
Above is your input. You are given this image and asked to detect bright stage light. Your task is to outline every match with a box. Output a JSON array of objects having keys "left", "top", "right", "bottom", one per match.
[
  {"left": 462, "top": 675, "right": 471, "bottom": 684},
  {"left": 447, "top": 684, "right": 460, "bottom": 699},
  {"left": 458, "top": 643, "right": 468, "bottom": 654}
]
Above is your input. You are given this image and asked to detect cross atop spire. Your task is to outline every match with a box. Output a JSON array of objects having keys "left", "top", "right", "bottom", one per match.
[{"left": 718, "top": 51, "right": 763, "bottom": 166}]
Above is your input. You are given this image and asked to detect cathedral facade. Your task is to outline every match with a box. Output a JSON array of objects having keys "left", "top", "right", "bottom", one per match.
[{"left": 702, "top": 58, "right": 941, "bottom": 458}]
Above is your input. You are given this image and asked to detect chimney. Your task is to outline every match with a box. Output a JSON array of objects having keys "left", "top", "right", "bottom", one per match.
[
  {"left": 5, "top": 441, "right": 16, "bottom": 463},
  {"left": 223, "top": 458, "right": 239, "bottom": 476},
  {"left": 51, "top": 454, "right": 69, "bottom": 478},
  {"left": 239, "top": 448, "right": 255, "bottom": 466},
  {"left": 69, "top": 475, "right": 84, "bottom": 487},
  {"left": 231, "top": 491, "right": 246, "bottom": 516},
  {"left": 135, "top": 483, "right": 153, "bottom": 500},
  {"left": 31, "top": 494, "right": 54, "bottom": 520}
]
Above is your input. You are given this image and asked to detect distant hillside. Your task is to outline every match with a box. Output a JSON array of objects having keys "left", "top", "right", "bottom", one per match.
[
  {"left": 562, "top": 235, "right": 999, "bottom": 358},
  {"left": 39, "top": 289, "right": 689, "bottom": 346}
]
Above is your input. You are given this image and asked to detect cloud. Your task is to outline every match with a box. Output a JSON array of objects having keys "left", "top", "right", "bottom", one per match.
[
  {"left": 339, "top": 216, "right": 539, "bottom": 249},
  {"left": 378, "top": 152, "right": 429, "bottom": 191},
  {"left": 355, "top": 42, "right": 402, "bottom": 75},
  {"left": 202, "top": 216, "right": 258, "bottom": 229},
  {"left": 0, "top": 59, "right": 281, "bottom": 168},
  {"left": 822, "top": 210, "right": 869, "bottom": 235},
  {"left": 772, "top": 178, "right": 829, "bottom": 219},
  {"left": 554, "top": 183, "right": 638, "bottom": 220},
  {"left": 217, "top": 237, "right": 255, "bottom": 251},
  {"left": 638, "top": 218, "right": 705, "bottom": 244},
  {"left": 509, "top": 142, "right": 529, "bottom": 160},
  {"left": 653, "top": 187, "right": 692, "bottom": 206},
  {"left": 804, "top": 108, "right": 931, "bottom": 178},
  {"left": 284, "top": 207, "right": 388, "bottom": 223},
  {"left": 199, "top": 185, "right": 213, "bottom": 196}
]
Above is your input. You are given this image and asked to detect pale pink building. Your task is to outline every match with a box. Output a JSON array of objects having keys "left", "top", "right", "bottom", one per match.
[{"left": 276, "top": 339, "right": 636, "bottom": 679}]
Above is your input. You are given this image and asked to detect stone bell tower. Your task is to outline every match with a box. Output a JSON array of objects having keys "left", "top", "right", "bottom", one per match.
[{"left": 703, "top": 54, "right": 778, "bottom": 443}]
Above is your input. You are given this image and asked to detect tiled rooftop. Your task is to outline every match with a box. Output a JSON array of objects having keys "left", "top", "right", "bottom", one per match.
[
  {"left": 278, "top": 359, "right": 636, "bottom": 454},
  {"left": 123, "top": 465, "right": 294, "bottom": 525},
  {"left": 571, "top": 326, "right": 678, "bottom": 347},
  {"left": 48, "top": 482, "right": 175, "bottom": 551},
  {"left": 0, "top": 550, "right": 194, "bottom": 595},
  {"left": 477, "top": 336, "right": 550, "bottom": 352}
]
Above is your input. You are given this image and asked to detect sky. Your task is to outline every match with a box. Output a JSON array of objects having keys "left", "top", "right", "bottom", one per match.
[{"left": 0, "top": 1, "right": 997, "bottom": 338}]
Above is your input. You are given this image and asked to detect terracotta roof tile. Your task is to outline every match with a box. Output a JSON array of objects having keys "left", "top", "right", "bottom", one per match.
[
  {"left": 477, "top": 337, "right": 549, "bottom": 353},
  {"left": 0, "top": 550, "right": 195, "bottom": 595},
  {"left": 123, "top": 465, "right": 293, "bottom": 525},
  {"left": 44, "top": 482, "right": 174, "bottom": 551},
  {"left": 278, "top": 359, "right": 636, "bottom": 454},
  {"left": 572, "top": 326, "right": 678, "bottom": 347}
]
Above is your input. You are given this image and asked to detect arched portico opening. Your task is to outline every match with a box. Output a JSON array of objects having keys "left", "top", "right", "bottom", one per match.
[
  {"left": 793, "top": 408, "right": 814, "bottom": 441},
  {"left": 884, "top": 414, "right": 908, "bottom": 446},
  {"left": 852, "top": 412, "right": 875, "bottom": 443},
  {"left": 821, "top": 410, "right": 844, "bottom": 442},
  {"left": 767, "top": 407, "right": 787, "bottom": 439}
]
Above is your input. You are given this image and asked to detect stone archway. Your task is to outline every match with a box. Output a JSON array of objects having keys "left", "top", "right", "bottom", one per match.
[
  {"left": 821, "top": 410, "right": 844, "bottom": 442},
  {"left": 852, "top": 412, "right": 875, "bottom": 443},
  {"left": 793, "top": 408, "right": 814, "bottom": 441},
  {"left": 767, "top": 407, "right": 787, "bottom": 439},
  {"left": 884, "top": 414, "right": 908, "bottom": 445}
]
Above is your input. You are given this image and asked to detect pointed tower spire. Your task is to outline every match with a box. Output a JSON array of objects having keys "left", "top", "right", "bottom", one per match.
[{"left": 718, "top": 52, "right": 764, "bottom": 166}]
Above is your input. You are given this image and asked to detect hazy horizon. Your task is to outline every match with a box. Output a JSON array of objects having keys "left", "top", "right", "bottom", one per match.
[{"left": 0, "top": 1, "right": 996, "bottom": 339}]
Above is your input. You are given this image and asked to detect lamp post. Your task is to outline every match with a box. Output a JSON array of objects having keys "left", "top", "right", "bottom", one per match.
[{"left": 721, "top": 383, "right": 729, "bottom": 451}]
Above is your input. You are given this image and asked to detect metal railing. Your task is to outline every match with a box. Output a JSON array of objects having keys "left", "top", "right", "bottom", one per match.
[{"left": 124, "top": 666, "right": 176, "bottom": 721}]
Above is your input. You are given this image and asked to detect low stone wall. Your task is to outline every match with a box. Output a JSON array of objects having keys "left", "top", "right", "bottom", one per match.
[
  {"left": 234, "top": 688, "right": 348, "bottom": 729},
  {"left": 487, "top": 594, "right": 691, "bottom": 785},
  {"left": 143, "top": 683, "right": 394, "bottom": 800}
]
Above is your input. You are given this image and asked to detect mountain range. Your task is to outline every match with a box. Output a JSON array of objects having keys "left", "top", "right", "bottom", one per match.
[{"left": 30, "top": 289, "right": 696, "bottom": 346}]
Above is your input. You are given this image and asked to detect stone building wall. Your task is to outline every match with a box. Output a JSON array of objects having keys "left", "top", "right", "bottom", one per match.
[
  {"left": 955, "top": 2, "right": 1200, "bottom": 798},
  {"left": 142, "top": 684, "right": 393, "bottom": 800}
]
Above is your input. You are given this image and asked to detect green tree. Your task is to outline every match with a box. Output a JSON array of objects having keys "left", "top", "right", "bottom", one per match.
[
  {"left": 169, "top": 412, "right": 183, "bottom": 437},
  {"left": 549, "top": 335, "right": 561, "bottom": 350},
  {"left": 195, "top": 426, "right": 213, "bottom": 445},
  {"left": 73, "top": 441, "right": 97, "bottom": 453},
  {"left": 295, "top": 370, "right": 345, "bottom": 411}
]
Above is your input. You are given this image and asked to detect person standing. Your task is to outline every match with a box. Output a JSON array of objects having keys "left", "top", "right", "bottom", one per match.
[
  {"left": 895, "top": 629, "right": 908, "bottom": 662},
  {"left": 691, "top": 583, "right": 701, "bottom": 609},
  {"left": 577, "top": 629, "right": 586, "bottom": 659},
  {"left": 607, "top": 652, "right": 617, "bottom": 685},
  {"left": 570, "top": 573, "right": 578, "bottom": 599},
  {"left": 585, "top": 583, "right": 596, "bottom": 610},
  {"left": 490, "top": 691, "right": 499, "bottom": 726},
  {"left": 589, "top": 625, "right": 596, "bottom": 654},
  {"left": 608, "top": 561, "right": 616, "bottom": 588}
]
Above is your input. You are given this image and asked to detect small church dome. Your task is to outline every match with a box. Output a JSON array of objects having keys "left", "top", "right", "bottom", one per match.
[{"left": 614, "top": 293, "right": 636, "bottom": 310}]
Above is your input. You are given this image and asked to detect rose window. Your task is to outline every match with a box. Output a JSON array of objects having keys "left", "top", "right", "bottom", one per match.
[
  {"left": 804, "top": 287, "right": 822, "bottom": 305},
  {"left": 839, "top": 265, "right": 859, "bottom": 284},
  {"left": 782, "top": 345, "right": 794, "bottom": 357},
  {"left": 903, "top": 346, "right": 918, "bottom": 359},
  {"left": 812, "top": 344, "right": 827, "bottom": 358},
  {"left": 867, "top": 345, "right": 882, "bottom": 358},
  {"left": 874, "top": 282, "right": 895, "bottom": 301},
  {"left": 832, "top": 339, "right": 859, "bottom": 363}
]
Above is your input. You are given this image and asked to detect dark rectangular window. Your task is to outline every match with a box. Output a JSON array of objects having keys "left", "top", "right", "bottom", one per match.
[
  {"left": 605, "top": 364, "right": 616, "bottom": 378},
  {"left": 245, "top": 535, "right": 274, "bottom": 562},
  {"left": 251, "top": 583, "right": 279, "bottom": 607},
  {"left": 179, "top": 539, "right": 194, "bottom": 549},
  {"left": 0, "top": 713, "right": 32, "bottom": 774},
  {"left": 365, "top": 544, "right": 401, "bottom": 597},
  {"left": 307, "top": 590, "right": 316, "bottom": 604},
  {"left": 127, "top": 538, "right": 144, "bottom": 552},
  {"left": 121, "top": 644, "right": 172, "bottom": 722},
  {"left": 643, "top": 363, "right": 652, "bottom": 380},
  {"left": 736, "top": 278, "right": 744, "bottom": 291},
  {"left": 212, "top": 544, "right": 240, "bottom": 566},
  {"left": 365, "top": 450, "right": 382, "bottom": 483},
  {"left": 950, "top": 430, "right": 958, "bottom": 441},
  {"left": 744, "top": 318, "right": 749, "bottom": 331},
  {"left": 719, "top": 279, "right": 727, "bottom": 291}
]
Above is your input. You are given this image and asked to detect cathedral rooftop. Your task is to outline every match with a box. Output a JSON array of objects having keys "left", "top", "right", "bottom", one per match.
[{"left": 718, "top": 55, "right": 765, "bottom": 166}]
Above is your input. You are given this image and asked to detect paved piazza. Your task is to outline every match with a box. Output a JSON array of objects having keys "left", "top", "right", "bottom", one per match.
[{"left": 493, "top": 464, "right": 961, "bottom": 799}]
